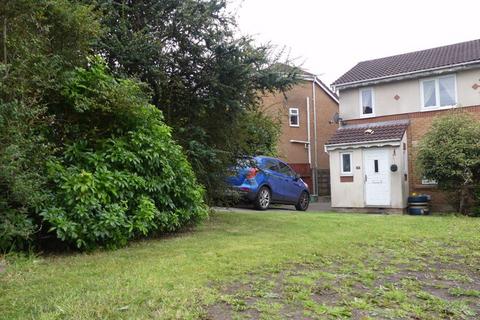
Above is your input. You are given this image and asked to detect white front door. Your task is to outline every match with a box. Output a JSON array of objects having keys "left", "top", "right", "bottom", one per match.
[{"left": 363, "top": 148, "right": 391, "bottom": 206}]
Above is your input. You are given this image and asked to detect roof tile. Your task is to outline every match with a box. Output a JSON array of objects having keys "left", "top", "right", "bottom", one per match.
[
  {"left": 333, "top": 39, "right": 480, "bottom": 86},
  {"left": 326, "top": 120, "right": 409, "bottom": 145}
]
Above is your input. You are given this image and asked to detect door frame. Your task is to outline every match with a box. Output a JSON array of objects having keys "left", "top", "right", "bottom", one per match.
[{"left": 363, "top": 148, "right": 391, "bottom": 207}]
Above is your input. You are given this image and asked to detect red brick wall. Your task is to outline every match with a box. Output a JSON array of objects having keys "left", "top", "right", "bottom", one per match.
[
  {"left": 260, "top": 81, "right": 338, "bottom": 170},
  {"left": 346, "top": 105, "right": 480, "bottom": 210},
  {"left": 260, "top": 81, "right": 338, "bottom": 195}
]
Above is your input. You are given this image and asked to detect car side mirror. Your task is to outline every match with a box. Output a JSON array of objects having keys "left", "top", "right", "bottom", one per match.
[{"left": 294, "top": 173, "right": 301, "bottom": 181}]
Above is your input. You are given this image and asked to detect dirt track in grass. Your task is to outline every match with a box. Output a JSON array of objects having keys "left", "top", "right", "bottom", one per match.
[{"left": 206, "top": 239, "right": 480, "bottom": 319}]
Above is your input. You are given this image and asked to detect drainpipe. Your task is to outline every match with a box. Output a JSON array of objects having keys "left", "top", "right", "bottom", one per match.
[
  {"left": 306, "top": 96, "right": 315, "bottom": 194},
  {"left": 306, "top": 97, "right": 311, "bottom": 166},
  {"left": 311, "top": 78, "right": 319, "bottom": 196}
]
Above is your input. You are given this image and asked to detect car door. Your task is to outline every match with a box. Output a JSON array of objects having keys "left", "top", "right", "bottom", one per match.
[
  {"left": 277, "top": 161, "right": 304, "bottom": 203},
  {"left": 259, "top": 158, "right": 285, "bottom": 201}
]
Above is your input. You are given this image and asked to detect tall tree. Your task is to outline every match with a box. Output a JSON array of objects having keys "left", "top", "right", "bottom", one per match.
[
  {"left": 0, "top": 0, "right": 101, "bottom": 249},
  {"left": 91, "top": 0, "right": 298, "bottom": 196}
]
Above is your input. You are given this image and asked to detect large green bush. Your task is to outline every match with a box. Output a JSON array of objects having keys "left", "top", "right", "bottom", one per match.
[
  {"left": 417, "top": 112, "right": 480, "bottom": 214},
  {"left": 43, "top": 107, "right": 207, "bottom": 249},
  {"left": 39, "top": 60, "right": 208, "bottom": 250}
]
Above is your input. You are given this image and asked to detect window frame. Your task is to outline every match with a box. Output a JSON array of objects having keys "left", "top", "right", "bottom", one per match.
[
  {"left": 420, "top": 74, "right": 457, "bottom": 111},
  {"left": 340, "top": 152, "right": 353, "bottom": 176},
  {"left": 288, "top": 107, "right": 300, "bottom": 127},
  {"left": 359, "top": 87, "right": 375, "bottom": 118}
]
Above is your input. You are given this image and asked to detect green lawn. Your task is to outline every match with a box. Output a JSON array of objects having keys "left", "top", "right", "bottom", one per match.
[{"left": 1, "top": 211, "right": 479, "bottom": 319}]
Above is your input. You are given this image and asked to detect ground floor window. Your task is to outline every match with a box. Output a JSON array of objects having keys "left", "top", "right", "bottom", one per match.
[{"left": 340, "top": 152, "right": 352, "bottom": 175}]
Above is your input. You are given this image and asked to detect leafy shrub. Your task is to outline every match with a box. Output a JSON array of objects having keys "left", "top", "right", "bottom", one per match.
[
  {"left": 40, "top": 61, "right": 208, "bottom": 250},
  {"left": 42, "top": 109, "right": 207, "bottom": 249},
  {"left": 0, "top": 101, "right": 52, "bottom": 251},
  {"left": 233, "top": 110, "right": 281, "bottom": 157},
  {"left": 417, "top": 112, "right": 480, "bottom": 214},
  {"left": 0, "top": 0, "right": 100, "bottom": 251}
]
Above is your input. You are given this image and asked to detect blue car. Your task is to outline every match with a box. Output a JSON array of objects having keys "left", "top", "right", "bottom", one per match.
[{"left": 226, "top": 156, "right": 310, "bottom": 211}]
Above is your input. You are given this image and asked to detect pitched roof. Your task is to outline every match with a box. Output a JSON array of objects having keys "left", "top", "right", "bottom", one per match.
[
  {"left": 297, "top": 68, "right": 339, "bottom": 102},
  {"left": 273, "top": 64, "right": 339, "bottom": 102},
  {"left": 315, "top": 77, "right": 339, "bottom": 100},
  {"left": 333, "top": 39, "right": 480, "bottom": 87},
  {"left": 326, "top": 120, "right": 409, "bottom": 146}
]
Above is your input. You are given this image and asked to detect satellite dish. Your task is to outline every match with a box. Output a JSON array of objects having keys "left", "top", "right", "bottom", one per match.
[{"left": 331, "top": 112, "right": 343, "bottom": 124}]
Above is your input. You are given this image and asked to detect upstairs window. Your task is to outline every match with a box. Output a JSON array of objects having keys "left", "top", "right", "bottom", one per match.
[
  {"left": 421, "top": 75, "right": 457, "bottom": 109},
  {"left": 289, "top": 108, "right": 299, "bottom": 127},
  {"left": 360, "top": 88, "right": 374, "bottom": 116}
]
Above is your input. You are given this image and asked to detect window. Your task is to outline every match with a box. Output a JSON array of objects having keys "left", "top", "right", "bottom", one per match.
[
  {"left": 340, "top": 153, "right": 352, "bottom": 175},
  {"left": 421, "top": 75, "right": 457, "bottom": 109},
  {"left": 260, "top": 158, "right": 279, "bottom": 172},
  {"left": 360, "top": 88, "right": 374, "bottom": 116},
  {"left": 278, "top": 162, "right": 295, "bottom": 177},
  {"left": 289, "top": 108, "right": 299, "bottom": 127},
  {"left": 374, "top": 159, "right": 379, "bottom": 173}
]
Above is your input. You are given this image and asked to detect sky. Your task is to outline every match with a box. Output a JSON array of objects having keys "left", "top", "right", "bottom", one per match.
[{"left": 228, "top": 0, "right": 480, "bottom": 86}]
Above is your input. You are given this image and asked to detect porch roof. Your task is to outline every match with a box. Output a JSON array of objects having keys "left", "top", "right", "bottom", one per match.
[{"left": 326, "top": 120, "right": 409, "bottom": 147}]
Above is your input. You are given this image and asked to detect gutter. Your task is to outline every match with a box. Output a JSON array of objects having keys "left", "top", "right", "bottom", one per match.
[
  {"left": 324, "top": 138, "right": 402, "bottom": 152},
  {"left": 333, "top": 60, "right": 480, "bottom": 91},
  {"left": 299, "top": 75, "right": 339, "bottom": 103}
]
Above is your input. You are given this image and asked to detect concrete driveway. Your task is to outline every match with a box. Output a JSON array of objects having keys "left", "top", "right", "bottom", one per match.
[{"left": 214, "top": 196, "right": 332, "bottom": 213}]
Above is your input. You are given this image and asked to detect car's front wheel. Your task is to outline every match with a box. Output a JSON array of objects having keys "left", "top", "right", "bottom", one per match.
[
  {"left": 255, "top": 186, "right": 271, "bottom": 210},
  {"left": 295, "top": 191, "right": 309, "bottom": 211}
]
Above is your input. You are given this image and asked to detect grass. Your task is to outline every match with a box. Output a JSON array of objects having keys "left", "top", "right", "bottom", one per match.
[{"left": 1, "top": 211, "right": 479, "bottom": 319}]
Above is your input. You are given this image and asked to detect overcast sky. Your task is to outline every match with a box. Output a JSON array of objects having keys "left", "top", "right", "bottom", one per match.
[{"left": 228, "top": 0, "right": 480, "bottom": 86}]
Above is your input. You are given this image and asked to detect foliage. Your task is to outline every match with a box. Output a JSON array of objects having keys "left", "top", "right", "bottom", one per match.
[
  {"left": 43, "top": 59, "right": 208, "bottom": 248},
  {"left": 91, "top": 0, "right": 299, "bottom": 199},
  {"left": 0, "top": 0, "right": 294, "bottom": 250},
  {"left": 417, "top": 112, "right": 480, "bottom": 214},
  {"left": 42, "top": 60, "right": 208, "bottom": 250},
  {"left": 0, "top": 0, "right": 101, "bottom": 250},
  {"left": 233, "top": 110, "right": 282, "bottom": 157},
  {"left": 0, "top": 1, "right": 208, "bottom": 251},
  {"left": 0, "top": 101, "right": 51, "bottom": 250},
  {"left": 0, "top": 0, "right": 101, "bottom": 102}
]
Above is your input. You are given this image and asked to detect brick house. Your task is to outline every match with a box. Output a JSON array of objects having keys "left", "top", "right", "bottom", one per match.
[
  {"left": 326, "top": 39, "right": 480, "bottom": 211},
  {"left": 260, "top": 70, "right": 339, "bottom": 196}
]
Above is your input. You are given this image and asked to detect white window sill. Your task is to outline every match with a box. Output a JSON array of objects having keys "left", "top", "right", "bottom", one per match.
[
  {"left": 421, "top": 104, "right": 457, "bottom": 112},
  {"left": 340, "top": 173, "right": 353, "bottom": 176},
  {"left": 289, "top": 124, "right": 300, "bottom": 127},
  {"left": 359, "top": 113, "right": 375, "bottom": 119}
]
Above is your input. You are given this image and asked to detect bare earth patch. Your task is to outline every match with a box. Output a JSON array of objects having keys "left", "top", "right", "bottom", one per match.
[{"left": 205, "top": 238, "right": 480, "bottom": 319}]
